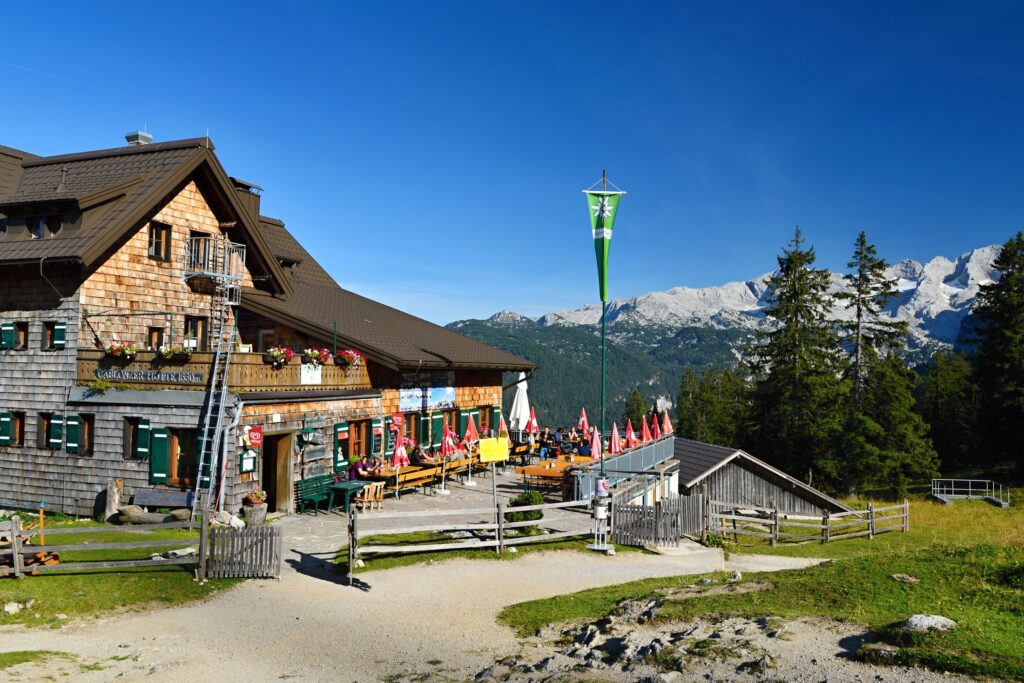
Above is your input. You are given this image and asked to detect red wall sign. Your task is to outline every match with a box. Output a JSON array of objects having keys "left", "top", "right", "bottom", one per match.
[
  {"left": 390, "top": 413, "right": 404, "bottom": 429},
  {"left": 248, "top": 426, "right": 264, "bottom": 448}
]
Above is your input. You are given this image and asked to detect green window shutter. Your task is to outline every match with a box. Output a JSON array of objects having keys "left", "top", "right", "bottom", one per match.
[
  {"left": 430, "top": 412, "right": 443, "bottom": 448},
  {"left": 383, "top": 416, "right": 395, "bottom": 456},
  {"left": 458, "top": 410, "right": 469, "bottom": 439},
  {"left": 65, "top": 414, "right": 80, "bottom": 454},
  {"left": 418, "top": 414, "right": 430, "bottom": 446},
  {"left": 492, "top": 406, "right": 502, "bottom": 432},
  {"left": 0, "top": 412, "right": 12, "bottom": 446},
  {"left": 0, "top": 323, "right": 14, "bottom": 350},
  {"left": 53, "top": 322, "right": 67, "bottom": 349},
  {"left": 370, "top": 417, "right": 383, "bottom": 455},
  {"left": 135, "top": 418, "right": 152, "bottom": 460},
  {"left": 333, "top": 421, "right": 349, "bottom": 470},
  {"left": 48, "top": 414, "right": 64, "bottom": 450},
  {"left": 149, "top": 427, "right": 170, "bottom": 485}
]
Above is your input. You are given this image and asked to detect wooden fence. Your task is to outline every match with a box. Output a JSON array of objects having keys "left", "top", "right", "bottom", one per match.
[
  {"left": 205, "top": 526, "right": 282, "bottom": 579},
  {"left": 0, "top": 515, "right": 200, "bottom": 577},
  {"left": 346, "top": 499, "right": 592, "bottom": 583},
  {"left": 708, "top": 500, "right": 909, "bottom": 546},
  {"left": 611, "top": 496, "right": 698, "bottom": 548}
]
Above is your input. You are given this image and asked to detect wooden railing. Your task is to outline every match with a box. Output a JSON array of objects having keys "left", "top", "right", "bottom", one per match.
[
  {"left": 77, "top": 349, "right": 371, "bottom": 393},
  {"left": 707, "top": 500, "right": 909, "bottom": 546}
]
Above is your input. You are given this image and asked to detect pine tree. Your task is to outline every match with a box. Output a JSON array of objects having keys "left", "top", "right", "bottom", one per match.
[
  {"left": 748, "top": 228, "right": 846, "bottom": 484},
  {"left": 676, "top": 367, "right": 750, "bottom": 446},
  {"left": 621, "top": 389, "right": 650, "bottom": 430},
  {"left": 918, "top": 351, "right": 977, "bottom": 470},
  {"left": 972, "top": 232, "right": 1024, "bottom": 470},
  {"left": 836, "top": 231, "right": 908, "bottom": 406},
  {"left": 676, "top": 368, "right": 705, "bottom": 441}
]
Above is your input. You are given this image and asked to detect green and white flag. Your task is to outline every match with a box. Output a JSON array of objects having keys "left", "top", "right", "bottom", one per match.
[{"left": 584, "top": 191, "right": 623, "bottom": 302}]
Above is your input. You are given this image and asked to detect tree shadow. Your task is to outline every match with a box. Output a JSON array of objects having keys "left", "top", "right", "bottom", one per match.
[{"left": 285, "top": 548, "right": 371, "bottom": 592}]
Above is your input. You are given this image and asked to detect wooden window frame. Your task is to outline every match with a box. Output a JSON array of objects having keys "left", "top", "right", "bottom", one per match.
[
  {"left": 183, "top": 316, "right": 208, "bottom": 351},
  {"left": 477, "top": 406, "right": 492, "bottom": 436},
  {"left": 38, "top": 412, "right": 60, "bottom": 450},
  {"left": 147, "top": 327, "right": 165, "bottom": 351},
  {"left": 76, "top": 413, "right": 94, "bottom": 456},
  {"left": 402, "top": 413, "right": 418, "bottom": 444},
  {"left": 147, "top": 221, "right": 172, "bottom": 261},
  {"left": 349, "top": 420, "right": 368, "bottom": 459},
  {"left": 124, "top": 417, "right": 149, "bottom": 460},
  {"left": 12, "top": 321, "right": 28, "bottom": 350},
  {"left": 10, "top": 411, "right": 26, "bottom": 447}
]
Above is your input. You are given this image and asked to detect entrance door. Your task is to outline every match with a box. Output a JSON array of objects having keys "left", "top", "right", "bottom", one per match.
[{"left": 261, "top": 433, "right": 293, "bottom": 513}]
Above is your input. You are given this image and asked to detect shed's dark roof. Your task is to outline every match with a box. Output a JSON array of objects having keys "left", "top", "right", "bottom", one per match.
[
  {"left": 673, "top": 437, "right": 849, "bottom": 512},
  {"left": 242, "top": 217, "right": 535, "bottom": 372}
]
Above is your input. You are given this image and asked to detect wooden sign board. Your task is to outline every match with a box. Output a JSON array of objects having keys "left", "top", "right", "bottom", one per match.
[
  {"left": 303, "top": 445, "right": 329, "bottom": 462},
  {"left": 304, "top": 417, "right": 328, "bottom": 430},
  {"left": 478, "top": 438, "right": 510, "bottom": 463}
]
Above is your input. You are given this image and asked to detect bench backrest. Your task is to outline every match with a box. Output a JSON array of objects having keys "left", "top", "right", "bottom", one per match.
[{"left": 298, "top": 475, "right": 332, "bottom": 498}]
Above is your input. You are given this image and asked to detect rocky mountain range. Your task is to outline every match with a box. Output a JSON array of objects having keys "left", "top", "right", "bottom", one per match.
[{"left": 447, "top": 244, "right": 1000, "bottom": 427}]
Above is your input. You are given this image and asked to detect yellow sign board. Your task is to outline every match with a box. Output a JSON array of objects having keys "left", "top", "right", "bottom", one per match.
[{"left": 478, "top": 437, "right": 510, "bottom": 463}]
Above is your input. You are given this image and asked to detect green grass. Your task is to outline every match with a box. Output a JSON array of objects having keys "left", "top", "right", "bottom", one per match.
[
  {"left": 335, "top": 529, "right": 646, "bottom": 574},
  {"left": 498, "top": 497, "right": 1024, "bottom": 681},
  {"left": 0, "top": 650, "right": 72, "bottom": 670},
  {"left": 1, "top": 521, "right": 237, "bottom": 627}
]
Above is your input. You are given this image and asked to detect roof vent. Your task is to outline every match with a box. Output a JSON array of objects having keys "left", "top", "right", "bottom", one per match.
[{"left": 125, "top": 130, "right": 153, "bottom": 146}]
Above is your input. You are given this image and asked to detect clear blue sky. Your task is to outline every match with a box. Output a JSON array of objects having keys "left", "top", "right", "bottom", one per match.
[{"left": 3, "top": 2, "right": 1023, "bottom": 323}]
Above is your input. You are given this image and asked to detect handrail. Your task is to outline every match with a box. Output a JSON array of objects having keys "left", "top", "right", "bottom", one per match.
[{"left": 931, "top": 478, "right": 1010, "bottom": 505}]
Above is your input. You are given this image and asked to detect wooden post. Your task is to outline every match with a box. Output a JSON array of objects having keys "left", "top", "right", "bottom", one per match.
[
  {"left": 497, "top": 501, "right": 505, "bottom": 554},
  {"left": 347, "top": 508, "right": 358, "bottom": 584},
  {"left": 701, "top": 494, "right": 709, "bottom": 543},
  {"left": 903, "top": 499, "right": 909, "bottom": 532},
  {"left": 821, "top": 510, "right": 830, "bottom": 544},
  {"left": 38, "top": 502, "right": 45, "bottom": 546},
  {"left": 10, "top": 516, "right": 23, "bottom": 579},
  {"left": 867, "top": 502, "right": 874, "bottom": 540},
  {"left": 198, "top": 518, "right": 209, "bottom": 582},
  {"left": 770, "top": 509, "right": 778, "bottom": 547}
]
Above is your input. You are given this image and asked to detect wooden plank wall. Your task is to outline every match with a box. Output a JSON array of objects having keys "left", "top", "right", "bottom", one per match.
[{"left": 699, "top": 461, "right": 826, "bottom": 516}]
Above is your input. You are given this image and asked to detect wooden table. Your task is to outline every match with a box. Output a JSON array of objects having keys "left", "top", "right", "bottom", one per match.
[{"left": 328, "top": 481, "right": 368, "bottom": 514}]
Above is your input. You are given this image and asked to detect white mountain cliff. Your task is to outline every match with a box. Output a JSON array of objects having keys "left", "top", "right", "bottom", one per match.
[{"left": 503, "top": 245, "right": 1001, "bottom": 348}]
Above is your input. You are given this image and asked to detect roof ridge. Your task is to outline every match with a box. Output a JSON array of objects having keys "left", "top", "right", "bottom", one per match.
[{"left": 23, "top": 138, "right": 213, "bottom": 168}]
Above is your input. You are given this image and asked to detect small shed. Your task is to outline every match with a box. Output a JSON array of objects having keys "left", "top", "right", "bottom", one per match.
[{"left": 674, "top": 438, "right": 849, "bottom": 515}]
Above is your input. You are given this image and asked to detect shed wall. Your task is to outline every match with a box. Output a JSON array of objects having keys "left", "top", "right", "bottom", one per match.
[{"left": 691, "top": 461, "right": 827, "bottom": 516}]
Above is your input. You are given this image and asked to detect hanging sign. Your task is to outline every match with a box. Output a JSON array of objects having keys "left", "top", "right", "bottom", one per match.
[
  {"left": 583, "top": 186, "right": 625, "bottom": 303},
  {"left": 300, "top": 363, "right": 323, "bottom": 385},
  {"left": 238, "top": 448, "right": 257, "bottom": 474},
  {"left": 478, "top": 437, "right": 510, "bottom": 463},
  {"left": 390, "top": 413, "right": 405, "bottom": 430},
  {"left": 247, "top": 426, "right": 263, "bottom": 448}
]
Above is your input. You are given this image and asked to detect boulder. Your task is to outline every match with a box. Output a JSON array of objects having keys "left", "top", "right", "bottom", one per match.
[
  {"left": 857, "top": 642, "right": 901, "bottom": 665},
  {"left": 3, "top": 601, "right": 21, "bottom": 615},
  {"left": 116, "top": 504, "right": 144, "bottom": 517},
  {"left": 902, "top": 614, "right": 957, "bottom": 633},
  {"left": 169, "top": 508, "right": 191, "bottom": 521}
]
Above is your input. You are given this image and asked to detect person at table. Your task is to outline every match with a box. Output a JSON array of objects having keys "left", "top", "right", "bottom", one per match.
[
  {"left": 354, "top": 454, "right": 382, "bottom": 478},
  {"left": 578, "top": 438, "right": 592, "bottom": 457},
  {"left": 527, "top": 431, "right": 537, "bottom": 457},
  {"left": 554, "top": 427, "right": 564, "bottom": 450},
  {"left": 538, "top": 427, "right": 552, "bottom": 458},
  {"left": 410, "top": 444, "right": 438, "bottom": 465}
]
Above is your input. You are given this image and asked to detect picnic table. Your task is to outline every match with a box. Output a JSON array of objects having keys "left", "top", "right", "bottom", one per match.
[{"left": 328, "top": 480, "right": 368, "bottom": 513}]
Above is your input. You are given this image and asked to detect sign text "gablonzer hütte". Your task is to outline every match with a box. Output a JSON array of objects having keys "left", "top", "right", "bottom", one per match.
[{"left": 95, "top": 368, "right": 205, "bottom": 384}]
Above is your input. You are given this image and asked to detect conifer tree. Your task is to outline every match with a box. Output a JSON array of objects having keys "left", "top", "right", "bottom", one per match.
[
  {"left": 676, "top": 367, "right": 750, "bottom": 446},
  {"left": 749, "top": 228, "right": 846, "bottom": 484},
  {"left": 918, "top": 351, "right": 977, "bottom": 470},
  {"left": 972, "top": 231, "right": 1024, "bottom": 469},
  {"left": 836, "top": 231, "right": 908, "bottom": 406},
  {"left": 621, "top": 389, "right": 650, "bottom": 430}
]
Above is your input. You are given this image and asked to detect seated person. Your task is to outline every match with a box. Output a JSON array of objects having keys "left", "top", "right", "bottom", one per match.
[
  {"left": 354, "top": 454, "right": 382, "bottom": 478},
  {"left": 578, "top": 440, "right": 592, "bottom": 457},
  {"left": 537, "top": 427, "right": 552, "bottom": 458},
  {"left": 410, "top": 444, "right": 438, "bottom": 465}
]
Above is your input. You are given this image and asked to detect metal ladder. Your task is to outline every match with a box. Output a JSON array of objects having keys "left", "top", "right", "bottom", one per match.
[{"left": 191, "top": 292, "right": 237, "bottom": 522}]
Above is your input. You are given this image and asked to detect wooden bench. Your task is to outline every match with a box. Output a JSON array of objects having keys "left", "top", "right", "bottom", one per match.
[
  {"left": 297, "top": 474, "right": 336, "bottom": 514},
  {"left": 510, "top": 443, "right": 531, "bottom": 465},
  {"left": 133, "top": 489, "right": 193, "bottom": 510},
  {"left": 386, "top": 466, "right": 441, "bottom": 497}
]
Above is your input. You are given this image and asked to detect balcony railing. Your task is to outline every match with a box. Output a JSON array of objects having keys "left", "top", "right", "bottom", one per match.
[
  {"left": 77, "top": 349, "right": 371, "bottom": 393},
  {"left": 572, "top": 437, "right": 677, "bottom": 501}
]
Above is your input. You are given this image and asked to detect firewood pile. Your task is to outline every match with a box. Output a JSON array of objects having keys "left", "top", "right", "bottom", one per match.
[{"left": 0, "top": 537, "right": 60, "bottom": 575}]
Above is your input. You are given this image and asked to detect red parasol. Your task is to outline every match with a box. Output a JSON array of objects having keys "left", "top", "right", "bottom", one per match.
[
  {"left": 498, "top": 413, "right": 508, "bottom": 435},
  {"left": 651, "top": 413, "right": 662, "bottom": 440},
  {"left": 578, "top": 407, "right": 589, "bottom": 433},
  {"left": 591, "top": 426, "right": 603, "bottom": 460},
  {"left": 392, "top": 436, "right": 410, "bottom": 468},
  {"left": 625, "top": 419, "right": 637, "bottom": 448},
  {"left": 464, "top": 413, "right": 480, "bottom": 445},
  {"left": 641, "top": 415, "right": 652, "bottom": 443},
  {"left": 524, "top": 407, "right": 540, "bottom": 434},
  {"left": 440, "top": 421, "right": 457, "bottom": 459},
  {"left": 609, "top": 422, "right": 622, "bottom": 455},
  {"left": 661, "top": 411, "right": 673, "bottom": 435}
]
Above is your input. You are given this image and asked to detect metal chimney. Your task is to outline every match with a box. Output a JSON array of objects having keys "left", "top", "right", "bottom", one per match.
[{"left": 125, "top": 130, "right": 153, "bottom": 146}]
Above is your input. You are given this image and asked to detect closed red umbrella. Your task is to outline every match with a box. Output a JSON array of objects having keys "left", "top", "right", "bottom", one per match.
[
  {"left": 625, "top": 419, "right": 637, "bottom": 448},
  {"left": 524, "top": 407, "right": 540, "bottom": 434},
  {"left": 651, "top": 413, "right": 662, "bottom": 440},
  {"left": 609, "top": 422, "right": 622, "bottom": 455},
  {"left": 591, "top": 426, "right": 603, "bottom": 460},
  {"left": 578, "top": 407, "right": 589, "bottom": 433},
  {"left": 641, "top": 415, "right": 652, "bottom": 443},
  {"left": 440, "top": 421, "right": 457, "bottom": 459},
  {"left": 661, "top": 411, "right": 673, "bottom": 435},
  {"left": 464, "top": 413, "right": 480, "bottom": 445},
  {"left": 391, "top": 436, "right": 410, "bottom": 468}
]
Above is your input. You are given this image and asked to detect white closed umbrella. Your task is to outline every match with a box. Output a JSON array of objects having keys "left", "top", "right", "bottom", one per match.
[{"left": 508, "top": 372, "right": 531, "bottom": 432}]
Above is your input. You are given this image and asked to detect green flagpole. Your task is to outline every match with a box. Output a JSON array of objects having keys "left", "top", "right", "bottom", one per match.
[{"left": 599, "top": 171, "right": 607, "bottom": 478}]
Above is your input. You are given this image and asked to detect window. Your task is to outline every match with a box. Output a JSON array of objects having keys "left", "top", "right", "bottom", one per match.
[
  {"left": 0, "top": 411, "right": 25, "bottom": 447},
  {"left": 349, "top": 419, "right": 369, "bottom": 458},
  {"left": 256, "top": 329, "right": 277, "bottom": 353},
  {"left": 147, "top": 221, "right": 172, "bottom": 261},
  {"left": 43, "top": 321, "right": 67, "bottom": 350},
  {"left": 124, "top": 417, "right": 151, "bottom": 460},
  {"left": 188, "top": 230, "right": 210, "bottom": 271},
  {"left": 147, "top": 327, "right": 165, "bottom": 351},
  {"left": 69, "top": 414, "right": 94, "bottom": 455},
  {"left": 477, "top": 406, "right": 492, "bottom": 436},
  {"left": 402, "top": 413, "right": 418, "bottom": 444},
  {"left": 184, "top": 316, "right": 208, "bottom": 351},
  {"left": 3, "top": 322, "right": 30, "bottom": 350},
  {"left": 27, "top": 216, "right": 44, "bottom": 239},
  {"left": 0, "top": 217, "right": 7, "bottom": 235},
  {"left": 168, "top": 428, "right": 199, "bottom": 487},
  {"left": 38, "top": 412, "right": 64, "bottom": 450},
  {"left": 46, "top": 215, "right": 62, "bottom": 236}
]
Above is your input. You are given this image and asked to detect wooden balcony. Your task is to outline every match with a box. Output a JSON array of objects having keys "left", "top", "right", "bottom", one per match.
[{"left": 77, "top": 349, "right": 372, "bottom": 393}]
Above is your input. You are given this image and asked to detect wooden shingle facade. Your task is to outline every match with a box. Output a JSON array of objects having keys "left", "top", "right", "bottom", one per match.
[{"left": 0, "top": 136, "right": 532, "bottom": 516}]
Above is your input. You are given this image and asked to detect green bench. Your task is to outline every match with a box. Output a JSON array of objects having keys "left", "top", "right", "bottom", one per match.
[{"left": 297, "top": 473, "right": 339, "bottom": 514}]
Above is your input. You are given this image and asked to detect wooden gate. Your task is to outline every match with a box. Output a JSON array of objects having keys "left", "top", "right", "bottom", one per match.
[
  {"left": 612, "top": 496, "right": 699, "bottom": 548},
  {"left": 206, "top": 526, "right": 282, "bottom": 578}
]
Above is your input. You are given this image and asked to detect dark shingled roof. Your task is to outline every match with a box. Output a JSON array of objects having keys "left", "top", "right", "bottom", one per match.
[
  {"left": 673, "top": 437, "right": 849, "bottom": 512},
  {"left": 243, "top": 217, "right": 535, "bottom": 372}
]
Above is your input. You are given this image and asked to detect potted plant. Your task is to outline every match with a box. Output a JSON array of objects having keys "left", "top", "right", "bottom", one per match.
[
  {"left": 301, "top": 346, "right": 332, "bottom": 367},
  {"left": 335, "top": 349, "right": 362, "bottom": 369},
  {"left": 105, "top": 341, "right": 139, "bottom": 362},
  {"left": 158, "top": 344, "right": 193, "bottom": 362},
  {"left": 242, "top": 485, "right": 268, "bottom": 527},
  {"left": 262, "top": 346, "right": 294, "bottom": 369}
]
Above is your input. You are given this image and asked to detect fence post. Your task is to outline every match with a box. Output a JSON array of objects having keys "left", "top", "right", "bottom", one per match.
[
  {"left": 701, "top": 494, "right": 710, "bottom": 543},
  {"left": 347, "top": 509, "right": 358, "bottom": 584},
  {"left": 770, "top": 509, "right": 778, "bottom": 547},
  {"left": 198, "top": 517, "right": 209, "bottom": 582},
  {"left": 496, "top": 501, "right": 505, "bottom": 554},
  {"left": 821, "top": 510, "right": 830, "bottom": 544},
  {"left": 10, "top": 515, "right": 22, "bottom": 579},
  {"left": 867, "top": 502, "right": 874, "bottom": 540},
  {"left": 902, "top": 500, "right": 909, "bottom": 533}
]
